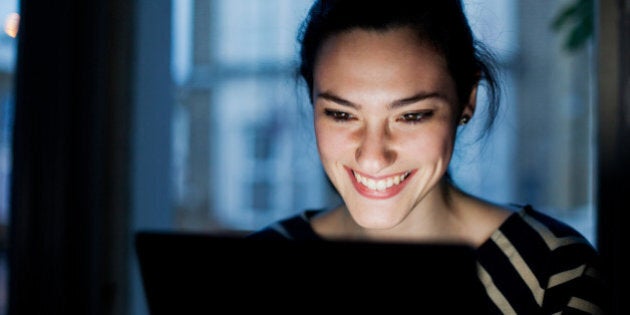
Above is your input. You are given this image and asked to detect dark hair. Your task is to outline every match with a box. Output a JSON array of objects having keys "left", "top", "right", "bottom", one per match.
[{"left": 297, "top": 0, "right": 501, "bottom": 132}]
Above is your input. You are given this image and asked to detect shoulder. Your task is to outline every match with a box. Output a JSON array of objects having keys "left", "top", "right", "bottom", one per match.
[
  {"left": 510, "top": 205, "right": 596, "bottom": 251},
  {"left": 245, "top": 210, "right": 324, "bottom": 240},
  {"left": 481, "top": 205, "right": 599, "bottom": 266},
  {"left": 477, "top": 205, "right": 606, "bottom": 314}
]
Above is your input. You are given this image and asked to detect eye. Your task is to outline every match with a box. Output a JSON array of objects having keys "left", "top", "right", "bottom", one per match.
[
  {"left": 398, "top": 111, "right": 433, "bottom": 123},
  {"left": 324, "top": 109, "right": 354, "bottom": 122}
]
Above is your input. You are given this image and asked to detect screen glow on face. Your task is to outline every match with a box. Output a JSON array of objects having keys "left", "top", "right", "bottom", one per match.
[{"left": 312, "top": 27, "right": 467, "bottom": 230}]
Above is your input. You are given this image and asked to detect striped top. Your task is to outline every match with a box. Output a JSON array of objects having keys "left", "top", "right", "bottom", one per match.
[{"left": 247, "top": 205, "right": 607, "bottom": 314}]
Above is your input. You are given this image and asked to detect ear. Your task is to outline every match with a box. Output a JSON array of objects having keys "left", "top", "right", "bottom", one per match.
[{"left": 461, "top": 83, "right": 478, "bottom": 120}]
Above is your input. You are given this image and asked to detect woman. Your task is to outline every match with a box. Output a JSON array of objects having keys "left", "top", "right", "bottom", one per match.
[{"left": 248, "top": 0, "right": 606, "bottom": 313}]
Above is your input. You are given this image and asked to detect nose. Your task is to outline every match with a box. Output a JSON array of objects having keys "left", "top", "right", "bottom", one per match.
[{"left": 355, "top": 123, "right": 396, "bottom": 173}]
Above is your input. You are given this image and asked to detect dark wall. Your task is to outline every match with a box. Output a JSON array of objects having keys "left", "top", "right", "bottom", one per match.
[
  {"left": 597, "top": 1, "right": 630, "bottom": 314},
  {"left": 8, "top": 0, "right": 134, "bottom": 314}
]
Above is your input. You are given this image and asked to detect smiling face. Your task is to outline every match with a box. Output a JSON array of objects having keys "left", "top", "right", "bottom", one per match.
[{"left": 313, "top": 27, "right": 474, "bottom": 230}]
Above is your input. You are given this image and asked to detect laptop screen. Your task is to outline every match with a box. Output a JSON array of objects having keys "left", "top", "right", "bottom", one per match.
[{"left": 135, "top": 231, "right": 489, "bottom": 314}]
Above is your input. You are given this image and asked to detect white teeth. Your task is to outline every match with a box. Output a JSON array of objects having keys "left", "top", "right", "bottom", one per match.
[{"left": 354, "top": 171, "right": 410, "bottom": 191}]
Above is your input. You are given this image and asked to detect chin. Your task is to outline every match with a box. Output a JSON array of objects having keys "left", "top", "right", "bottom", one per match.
[{"left": 348, "top": 207, "right": 405, "bottom": 230}]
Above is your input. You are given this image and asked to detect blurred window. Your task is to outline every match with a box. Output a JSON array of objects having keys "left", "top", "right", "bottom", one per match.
[{"left": 171, "top": 0, "right": 338, "bottom": 232}]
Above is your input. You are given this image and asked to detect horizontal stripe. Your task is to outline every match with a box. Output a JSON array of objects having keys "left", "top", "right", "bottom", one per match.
[
  {"left": 548, "top": 264, "right": 585, "bottom": 288},
  {"left": 568, "top": 297, "right": 603, "bottom": 314},
  {"left": 521, "top": 211, "right": 587, "bottom": 250}
]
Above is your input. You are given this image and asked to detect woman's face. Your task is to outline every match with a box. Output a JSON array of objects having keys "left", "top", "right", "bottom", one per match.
[{"left": 313, "top": 27, "right": 473, "bottom": 229}]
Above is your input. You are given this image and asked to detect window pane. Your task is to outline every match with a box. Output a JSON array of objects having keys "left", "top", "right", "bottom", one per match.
[
  {"left": 209, "top": 76, "right": 333, "bottom": 230},
  {"left": 213, "top": 0, "right": 310, "bottom": 66}
]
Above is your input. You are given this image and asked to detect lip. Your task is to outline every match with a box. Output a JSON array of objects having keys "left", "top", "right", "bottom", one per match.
[{"left": 345, "top": 167, "right": 415, "bottom": 199}]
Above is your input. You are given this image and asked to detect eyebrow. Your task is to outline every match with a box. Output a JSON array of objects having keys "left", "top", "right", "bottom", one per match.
[{"left": 316, "top": 91, "right": 448, "bottom": 109}]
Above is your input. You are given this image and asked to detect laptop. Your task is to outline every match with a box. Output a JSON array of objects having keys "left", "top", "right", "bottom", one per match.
[{"left": 135, "top": 230, "right": 489, "bottom": 314}]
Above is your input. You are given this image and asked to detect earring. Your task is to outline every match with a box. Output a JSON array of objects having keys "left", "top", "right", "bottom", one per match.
[{"left": 459, "top": 116, "right": 470, "bottom": 125}]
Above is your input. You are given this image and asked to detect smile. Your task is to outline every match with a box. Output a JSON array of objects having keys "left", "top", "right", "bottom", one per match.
[
  {"left": 353, "top": 171, "right": 411, "bottom": 191},
  {"left": 347, "top": 167, "right": 415, "bottom": 199}
]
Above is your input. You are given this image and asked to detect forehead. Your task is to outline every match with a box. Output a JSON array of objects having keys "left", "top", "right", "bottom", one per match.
[{"left": 313, "top": 27, "right": 455, "bottom": 104}]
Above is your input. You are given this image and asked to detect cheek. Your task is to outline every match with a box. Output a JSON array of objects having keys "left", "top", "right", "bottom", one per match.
[
  {"left": 400, "top": 125, "right": 456, "bottom": 160},
  {"left": 315, "top": 122, "right": 348, "bottom": 161}
]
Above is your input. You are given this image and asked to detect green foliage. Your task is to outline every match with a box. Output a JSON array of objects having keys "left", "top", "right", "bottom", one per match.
[{"left": 551, "top": 0, "right": 594, "bottom": 52}]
